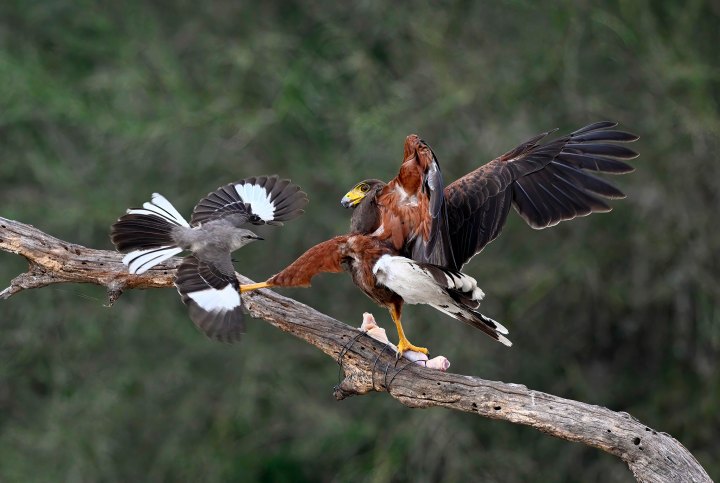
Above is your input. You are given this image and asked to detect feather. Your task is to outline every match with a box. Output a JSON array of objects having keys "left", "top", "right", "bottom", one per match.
[
  {"left": 570, "top": 130, "right": 639, "bottom": 143},
  {"left": 564, "top": 143, "right": 639, "bottom": 160},
  {"left": 127, "top": 193, "right": 190, "bottom": 228},
  {"left": 442, "top": 121, "right": 636, "bottom": 258},
  {"left": 556, "top": 152, "right": 635, "bottom": 174},
  {"left": 111, "top": 193, "right": 188, "bottom": 272},
  {"left": 570, "top": 121, "right": 617, "bottom": 135},
  {"left": 175, "top": 256, "right": 244, "bottom": 343},
  {"left": 123, "top": 246, "right": 183, "bottom": 274},
  {"left": 191, "top": 175, "right": 308, "bottom": 226},
  {"left": 372, "top": 254, "right": 511, "bottom": 345}
]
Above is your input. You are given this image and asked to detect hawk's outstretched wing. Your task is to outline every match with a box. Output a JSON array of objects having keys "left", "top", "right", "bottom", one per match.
[{"left": 443, "top": 121, "right": 638, "bottom": 268}]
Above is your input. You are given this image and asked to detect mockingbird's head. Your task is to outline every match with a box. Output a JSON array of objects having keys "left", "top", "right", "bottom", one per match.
[{"left": 235, "top": 228, "right": 264, "bottom": 248}]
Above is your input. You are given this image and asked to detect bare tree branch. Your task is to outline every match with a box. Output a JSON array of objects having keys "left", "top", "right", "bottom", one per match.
[{"left": 0, "top": 216, "right": 711, "bottom": 483}]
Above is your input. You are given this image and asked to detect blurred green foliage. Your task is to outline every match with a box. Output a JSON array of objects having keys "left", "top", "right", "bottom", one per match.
[{"left": 1, "top": 0, "right": 718, "bottom": 481}]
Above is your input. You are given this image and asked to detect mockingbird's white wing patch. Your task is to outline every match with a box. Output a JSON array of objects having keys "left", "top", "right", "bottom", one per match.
[
  {"left": 190, "top": 175, "right": 308, "bottom": 226},
  {"left": 234, "top": 183, "right": 274, "bottom": 220},
  {"left": 174, "top": 256, "right": 244, "bottom": 343},
  {"left": 186, "top": 284, "right": 241, "bottom": 312}
]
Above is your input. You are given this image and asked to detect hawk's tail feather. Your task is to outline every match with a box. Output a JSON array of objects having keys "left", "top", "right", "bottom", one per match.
[
  {"left": 460, "top": 309, "right": 513, "bottom": 347},
  {"left": 430, "top": 302, "right": 512, "bottom": 347}
]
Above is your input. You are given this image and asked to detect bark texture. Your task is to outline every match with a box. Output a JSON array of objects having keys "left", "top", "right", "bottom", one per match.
[{"left": 0, "top": 216, "right": 711, "bottom": 483}]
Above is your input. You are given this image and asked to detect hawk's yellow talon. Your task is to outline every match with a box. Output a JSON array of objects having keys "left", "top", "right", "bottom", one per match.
[{"left": 396, "top": 338, "right": 429, "bottom": 356}]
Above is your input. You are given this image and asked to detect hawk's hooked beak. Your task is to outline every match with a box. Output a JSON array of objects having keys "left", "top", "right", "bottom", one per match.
[{"left": 340, "top": 187, "right": 366, "bottom": 208}]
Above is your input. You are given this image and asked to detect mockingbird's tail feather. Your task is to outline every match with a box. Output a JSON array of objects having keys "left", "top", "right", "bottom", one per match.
[
  {"left": 121, "top": 245, "right": 183, "bottom": 275},
  {"left": 111, "top": 193, "right": 188, "bottom": 274}
]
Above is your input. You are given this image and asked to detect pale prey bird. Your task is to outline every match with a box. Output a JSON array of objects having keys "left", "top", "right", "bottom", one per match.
[{"left": 111, "top": 175, "right": 308, "bottom": 342}]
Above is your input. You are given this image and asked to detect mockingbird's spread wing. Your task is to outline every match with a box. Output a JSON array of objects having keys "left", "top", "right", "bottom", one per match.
[
  {"left": 175, "top": 255, "right": 244, "bottom": 343},
  {"left": 191, "top": 175, "right": 308, "bottom": 227}
]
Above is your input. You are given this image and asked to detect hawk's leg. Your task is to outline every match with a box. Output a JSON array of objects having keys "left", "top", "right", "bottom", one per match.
[
  {"left": 239, "top": 281, "right": 273, "bottom": 293},
  {"left": 389, "top": 303, "right": 429, "bottom": 358}
]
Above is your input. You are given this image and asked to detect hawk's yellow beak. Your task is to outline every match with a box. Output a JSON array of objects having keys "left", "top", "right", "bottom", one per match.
[{"left": 340, "top": 187, "right": 366, "bottom": 208}]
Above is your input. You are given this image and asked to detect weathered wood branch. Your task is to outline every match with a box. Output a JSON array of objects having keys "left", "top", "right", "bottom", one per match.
[{"left": 0, "top": 216, "right": 711, "bottom": 483}]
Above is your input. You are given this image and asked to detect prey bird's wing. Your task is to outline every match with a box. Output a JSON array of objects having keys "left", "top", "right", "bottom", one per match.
[
  {"left": 444, "top": 121, "right": 638, "bottom": 268},
  {"left": 175, "top": 255, "right": 244, "bottom": 343},
  {"left": 191, "top": 175, "right": 309, "bottom": 227}
]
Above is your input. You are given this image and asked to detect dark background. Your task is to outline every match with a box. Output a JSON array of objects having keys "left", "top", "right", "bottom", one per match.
[{"left": 1, "top": 1, "right": 718, "bottom": 481}]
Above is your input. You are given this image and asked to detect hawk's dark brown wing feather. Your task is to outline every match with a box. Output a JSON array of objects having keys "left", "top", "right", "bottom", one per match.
[{"left": 441, "top": 122, "right": 638, "bottom": 268}]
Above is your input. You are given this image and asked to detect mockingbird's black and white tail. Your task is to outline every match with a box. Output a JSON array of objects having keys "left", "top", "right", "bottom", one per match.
[
  {"left": 175, "top": 256, "right": 244, "bottom": 343},
  {"left": 111, "top": 193, "right": 189, "bottom": 274}
]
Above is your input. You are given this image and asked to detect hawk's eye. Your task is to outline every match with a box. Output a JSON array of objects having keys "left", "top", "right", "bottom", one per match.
[{"left": 360, "top": 184, "right": 369, "bottom": 193}]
